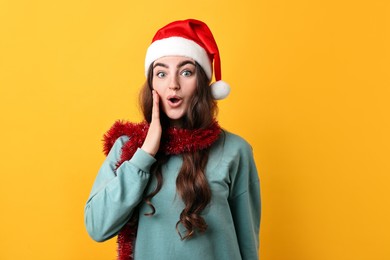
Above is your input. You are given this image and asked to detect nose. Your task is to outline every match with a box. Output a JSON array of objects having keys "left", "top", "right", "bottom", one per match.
[{"left": 168, "top": 75, "right": 180, "bottom": 90}]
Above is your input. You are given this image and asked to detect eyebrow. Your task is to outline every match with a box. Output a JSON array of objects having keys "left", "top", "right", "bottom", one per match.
[
  {"left": 153, "top": 62, "right": 168, "bottom": 69},
  {"left": 177, "top": 60, "right": 196, "bottom": 68},
  {"left": 153, "top": 60, "right": 196, "bottom": 69}
]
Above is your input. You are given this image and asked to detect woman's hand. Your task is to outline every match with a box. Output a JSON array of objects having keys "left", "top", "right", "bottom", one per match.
[{"left": 141, "top": 90, "right": 162, "bottom": 156}]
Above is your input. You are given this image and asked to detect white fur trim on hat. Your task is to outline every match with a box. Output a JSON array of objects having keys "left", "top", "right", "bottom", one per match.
[
  {"left": 145, "top": 37, "right": 212, "bottom": 79},
  {"left": 210, "top": 80, "right": 230, "bottom": 100}
]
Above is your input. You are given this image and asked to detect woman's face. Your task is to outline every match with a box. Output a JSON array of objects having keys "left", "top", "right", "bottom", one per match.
[{"left": 152, "top": 56, "right": 197, "bottom": 126}]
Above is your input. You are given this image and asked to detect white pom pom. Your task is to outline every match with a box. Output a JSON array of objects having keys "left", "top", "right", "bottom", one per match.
[{"left": 210, "top": 80, "right": 230, "bottom": 100}]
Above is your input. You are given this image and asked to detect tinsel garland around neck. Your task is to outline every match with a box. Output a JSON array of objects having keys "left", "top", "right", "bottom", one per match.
[
  {"left": 103, "top": 120, "right": 222, "bottom": 167},
  {"left": 102, "top": 120, "right": 222, "bottom": 260}
]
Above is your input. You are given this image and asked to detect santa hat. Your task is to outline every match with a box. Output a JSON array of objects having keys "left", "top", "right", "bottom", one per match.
[{"left": 145, "top": 19, "right": 230, "bottom": 100}]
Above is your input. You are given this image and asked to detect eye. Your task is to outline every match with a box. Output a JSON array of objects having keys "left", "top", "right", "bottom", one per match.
[
  {"left": 156, "top": 71, "right": 166, "bottom": 78},
  {"left": 181, "top": 70, "right": 193, "bottom": 77}
]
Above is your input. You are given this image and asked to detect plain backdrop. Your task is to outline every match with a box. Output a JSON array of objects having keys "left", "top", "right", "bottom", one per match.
[{"left": 0, "top": 0, "right": 389, "bottom": 259}]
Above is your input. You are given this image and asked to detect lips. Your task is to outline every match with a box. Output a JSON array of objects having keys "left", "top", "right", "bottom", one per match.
[{"left": 167, "top": 95, "right": 183, "bottom": 107}]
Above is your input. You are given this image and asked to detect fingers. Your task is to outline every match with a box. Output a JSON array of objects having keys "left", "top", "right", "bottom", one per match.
[
  {"left": 151, "top": 90, "right": 160, "bottom": 122},
  {"left": 141, "top": 90, "right": 162, "bottom": 156}
]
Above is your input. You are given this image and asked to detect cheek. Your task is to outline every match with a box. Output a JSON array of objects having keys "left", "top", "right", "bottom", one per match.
[
  {"left": 186, "top": 80, "right": 198, "bottom": 96},
  {"left": 180, "top": 77, "right": 197, "bottom": 92},
  {"left": 152, "top": 78, "right": 164, "bottom": 92}
]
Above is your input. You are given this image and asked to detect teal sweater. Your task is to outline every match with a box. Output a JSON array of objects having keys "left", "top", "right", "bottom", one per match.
[{"left": 85, "top": 130, "right": 261, "bottom": 259}]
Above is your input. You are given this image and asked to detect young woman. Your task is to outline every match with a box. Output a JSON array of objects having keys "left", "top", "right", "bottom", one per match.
[{"left": 84, "top": 19, "right": 261, "bottom": 260}]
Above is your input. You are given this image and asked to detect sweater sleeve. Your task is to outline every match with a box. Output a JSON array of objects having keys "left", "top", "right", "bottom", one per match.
[
  {"left": 84, "top": 136, "right": 156, "bottom": 242},
  {"left": 228, "top": 141, "right": 261, "bottom": 260}
]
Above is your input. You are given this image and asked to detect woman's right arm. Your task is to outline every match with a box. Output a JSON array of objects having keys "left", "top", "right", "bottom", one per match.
[
  {"left": 84, "top": 136, "right": 156, "bottom": 242},
  {"left": 86, "top": 89, "right": 162, "bottom": 242}
]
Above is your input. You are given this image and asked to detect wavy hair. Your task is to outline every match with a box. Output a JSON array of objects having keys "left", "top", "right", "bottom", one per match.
[{"left": 139, "top": 62, "right": 218, "bottom": 239}]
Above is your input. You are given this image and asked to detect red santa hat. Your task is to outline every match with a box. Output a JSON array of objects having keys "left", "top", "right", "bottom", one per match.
[{"left": 145, "top": 19, "right": 230, "bottom": 100}]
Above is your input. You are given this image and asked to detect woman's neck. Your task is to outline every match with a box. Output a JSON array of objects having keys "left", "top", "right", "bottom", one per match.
[{"left": 169, "top": 118, "right": 184, "bottom": 128}]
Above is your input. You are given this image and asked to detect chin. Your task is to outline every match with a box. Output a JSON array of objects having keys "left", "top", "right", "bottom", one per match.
[
  {"left": 164, "top": 110, "right": 185, "bottom": 120},
  {"left": 165, "top": 112, "right": 186, "bottom": 125},
  {"left": 166, "top": 114, "right": 184, "bottom": 121}
]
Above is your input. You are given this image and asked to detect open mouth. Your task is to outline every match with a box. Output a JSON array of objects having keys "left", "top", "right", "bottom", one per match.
[
  {"left": 167, "top": 96, "right": 183, "bottom": 107},
  {"left": 169, "top": 97, "right": 181, "bottom": 103}
]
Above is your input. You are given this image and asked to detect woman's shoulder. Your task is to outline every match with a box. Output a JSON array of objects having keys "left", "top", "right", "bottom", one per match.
[
  {"left": 220, "top": 129, "right": 253, "bottom": 151},
  {"left": 212, "top": 129, "right": 255, "bottom": 162}
]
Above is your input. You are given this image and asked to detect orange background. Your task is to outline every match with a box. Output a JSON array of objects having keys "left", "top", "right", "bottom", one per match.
[{"left": 1, "top": 0, "right": 389, "bottom": 259}]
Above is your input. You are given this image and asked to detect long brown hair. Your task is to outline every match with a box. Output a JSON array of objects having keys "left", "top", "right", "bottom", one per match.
[{"left": 139, "top": 62, "right": 218, "bottom": 239}]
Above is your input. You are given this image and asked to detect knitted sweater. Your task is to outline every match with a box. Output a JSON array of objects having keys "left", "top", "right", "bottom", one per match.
[{"left": 84, "top": 130, "right": 261, "bottom": 260}]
